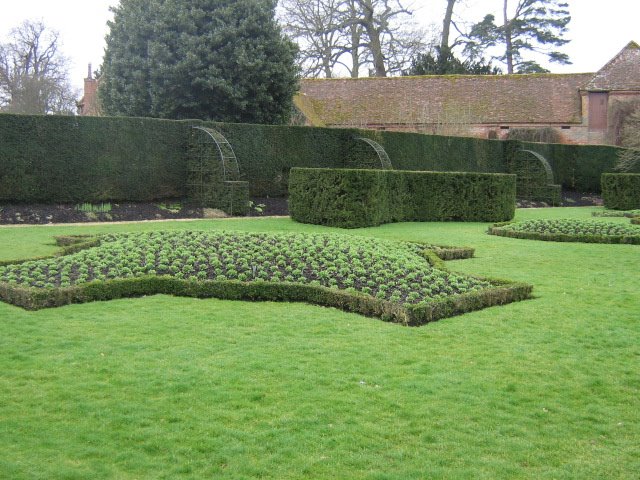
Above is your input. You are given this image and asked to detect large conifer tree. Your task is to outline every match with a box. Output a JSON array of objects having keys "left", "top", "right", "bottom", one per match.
[
  {"left": 99, "top": 0, "right": 298, "bottom": 123},
  {"left": 464, "top": 0, "right": 571, "bottom": 74}
]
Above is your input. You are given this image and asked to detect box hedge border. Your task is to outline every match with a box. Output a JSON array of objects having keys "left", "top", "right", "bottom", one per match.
[
  {"left": 488, "top": 221, "right": 640, "bottom": 244},
  {"left": 0, "top": 275, "right": 532, "bottom": 326},
  {"left": 0, "top": 233, "right": 531, "bottom": 325}
]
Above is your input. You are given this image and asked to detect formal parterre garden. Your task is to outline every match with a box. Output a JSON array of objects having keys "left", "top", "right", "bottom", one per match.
[
  {"left": 2, "top": 111, "right": 640, "bottom": 478},
  {"left": 1, "top": 208, "right": 639, "bottom": 479},
  {"left": 0, "top": 232, "right": 477, "bottom": 293}
]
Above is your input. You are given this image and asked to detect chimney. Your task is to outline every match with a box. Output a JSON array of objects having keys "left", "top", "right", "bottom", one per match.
[{"left": 80, "top": 62, "right": 100, "bottom": 115}]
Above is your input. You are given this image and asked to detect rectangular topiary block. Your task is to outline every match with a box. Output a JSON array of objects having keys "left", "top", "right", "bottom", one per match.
[
  {"left": 601, "top": 173, "right": 640, "bottom": 210},
  {"left": 289, "top": 168, "right": 516, "bottom": 228}
]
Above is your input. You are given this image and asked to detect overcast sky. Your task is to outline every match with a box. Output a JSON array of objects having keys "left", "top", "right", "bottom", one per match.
[{"left": 0, "top": 0, "right": 638, "bottom": 95}]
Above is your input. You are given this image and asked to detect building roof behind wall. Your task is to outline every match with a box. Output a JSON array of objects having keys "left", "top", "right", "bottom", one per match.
[
  {"left": 583, "top": 41, "right": 640, "bottom": 91},
  {"left": 298, "top": 73, "right": 593, "bottom": 128}
]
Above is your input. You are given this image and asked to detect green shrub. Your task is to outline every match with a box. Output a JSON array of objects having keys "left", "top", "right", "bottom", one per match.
[
  {"left": 601, "top": 173, "right": 640, "bottom": 210},
  {"left": 0, "top": 114, "right": 510, "bottom": 203},
  {"left": 289, "top": 168, "right": 516, "bottom": 228},
  {"left": 197, "top": 122, "right": 508, "bottom": 197},
  {"left": 3, "top": 113, "right": 636, "bottom": 204}
]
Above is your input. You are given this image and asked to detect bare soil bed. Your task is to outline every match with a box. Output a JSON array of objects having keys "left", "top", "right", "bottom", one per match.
[{"left": 0, "top": 193, "right": 599, "bottom": 225}]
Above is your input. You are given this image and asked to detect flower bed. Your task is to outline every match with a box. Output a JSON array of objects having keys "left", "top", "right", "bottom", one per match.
[
  {"left": 592, "top": 209, "right": 640, "bottom": 218},
  {"left": 488, "top": 219, "right": 640, "bottom": 244},
  {"left": 0, "top": 231, "right": 531, "bottom": 325}
]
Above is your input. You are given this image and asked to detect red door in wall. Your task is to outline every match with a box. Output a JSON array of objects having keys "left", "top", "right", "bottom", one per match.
[{"left": 588, "top": 92, "right": 609, "bottom": 131}]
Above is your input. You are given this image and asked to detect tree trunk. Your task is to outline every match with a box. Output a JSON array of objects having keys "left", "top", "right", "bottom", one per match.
[
  {"left": 350, "top": 22, "right": 361, "bottom": 77},
  {"left": 358, "top": 0, "right": 386, "bottom": 77},
  {"left": 348, "top": 0, "right": 361, "bottom": 78},
  {"left": 322, "top": 45, "right": 333, "bottom": 78},
  {"left": 367, "top": 27, "right": 387, "bottom": 77},
  {"left": 503, "top": 0, "right": 514, "bottom": 74},
  {"left": 440, "top": 0, "right": 456, "bottom": 56}
]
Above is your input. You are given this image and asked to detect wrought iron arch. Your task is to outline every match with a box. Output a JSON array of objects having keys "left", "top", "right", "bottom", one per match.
[
  {"left": 518, "top": 149, "right": 555, "bottom": 184},
  {"left": 187, "top": 126, "right": 245, "bottom": 209},
  {"left": 512, "top": 149, "right": 561, "bottom": 205},
  {"left": 354, "top": 137, "right": 393, "bottom": 170},
  {"left": 190, "top": 126, "right": 240, "bottom": 180}
]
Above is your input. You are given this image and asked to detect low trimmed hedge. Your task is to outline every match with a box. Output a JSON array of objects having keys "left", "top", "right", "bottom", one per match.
[
  {"left": 601, "top": 173, "right": 640, "bottom": 210},
  {"left": 0, "top": 275, "right": 532, "bottom": 326},
  {"left": 289, "top": 168, "right": 516, "bottom": 228},
  {"left": 488, "top": 219, "right": 640, "bottom": 244}
]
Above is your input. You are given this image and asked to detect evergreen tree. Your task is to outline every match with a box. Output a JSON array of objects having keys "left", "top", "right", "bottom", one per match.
[
  {"left": 100, "top": 0, "right": 298, "bottom": 123},
  {"left": 404, "top": 48, "right": 500, "bottom": 76},
  {"left": 464, "top": 0, "right": 571, "bottom": 74}
]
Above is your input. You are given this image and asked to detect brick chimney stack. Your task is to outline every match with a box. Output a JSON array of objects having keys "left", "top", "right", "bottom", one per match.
[{"left": 78, "top": 63, "right": 100, "bottom": 115}]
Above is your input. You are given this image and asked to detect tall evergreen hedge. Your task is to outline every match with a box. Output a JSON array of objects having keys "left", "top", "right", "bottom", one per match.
[
  {"left": 519, "top": 142, "right": 638, "bottom": 192},
  {"left": 289, "top": 168, "right": 516, "bottom": 228},
  {"left": 0, "top": 114, "right": 509, "bottom": 202},
  {"left": 601, "top": 173, "right": 640, "bottom": 210},
  {"left": 0, "top": 115, "right": 187, "bottom": 202},
  {"left": 201, "top": 122, "right": 508, "bottom": 196},
  {"left": 0, "top": 113, "right": 636, "bottom": 204}
]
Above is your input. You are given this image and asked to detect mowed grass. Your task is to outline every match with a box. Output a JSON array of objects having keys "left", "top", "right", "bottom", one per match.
[{"left": 0, "top": 207, "right": 638, "bottom": 479}]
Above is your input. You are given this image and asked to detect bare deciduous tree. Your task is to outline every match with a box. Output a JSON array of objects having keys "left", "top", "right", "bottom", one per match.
[
  {"left": 0, "top": 20, "right": 77, "bottom": 114},
  {"left": 280, "top": 0, "right": 349, "bottom": 78},
  {"left": 279, "top": 0, "right": 425, "bottom": 77}
]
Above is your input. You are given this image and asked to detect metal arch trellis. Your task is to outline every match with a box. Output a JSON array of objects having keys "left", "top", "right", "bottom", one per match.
[
  {"left": 354, "top": 137, "right": 393, "bottom": 170},
  {"left": 190, "top": 126, "right": 240, "bottom": 180},
  {"left": 187, "top": 126, "right": 243, "bottom": 208},
  {"left": 512, "top": 149, "right": 561, "bottom": 204},
  {"left": 519, "top": 149, "right": 555, "bottom": 184}
]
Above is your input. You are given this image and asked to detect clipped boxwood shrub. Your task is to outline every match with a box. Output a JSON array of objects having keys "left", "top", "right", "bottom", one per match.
[
  {"left": 289, "top": 168, "right": 516, "bottom": 228},
  {"left": 601, "top": 173, "right": 640, "bottom": 210}
]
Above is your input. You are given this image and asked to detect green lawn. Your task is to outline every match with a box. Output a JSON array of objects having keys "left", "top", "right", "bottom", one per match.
[{"left": 0, "top": 207, "right": 638, "bottom": 479}]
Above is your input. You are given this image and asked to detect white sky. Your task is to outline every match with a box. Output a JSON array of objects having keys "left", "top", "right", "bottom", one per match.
[{"left": 0, "top": 0, "right": 638, "bottom": 94}]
